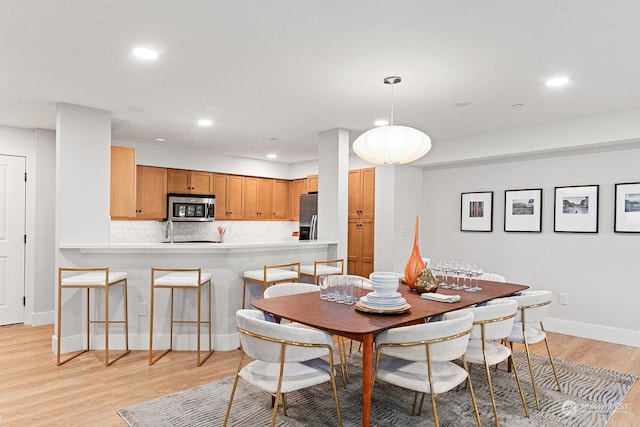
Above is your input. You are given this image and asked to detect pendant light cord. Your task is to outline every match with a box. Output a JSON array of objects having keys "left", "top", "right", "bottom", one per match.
[{"left": 390, "top": 82, "right": 395, "bottom": 126}]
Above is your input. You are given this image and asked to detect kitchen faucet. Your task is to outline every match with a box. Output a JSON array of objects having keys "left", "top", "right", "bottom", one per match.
[{"left": 165, "top": 219, "right": 174, "bottom": 243}]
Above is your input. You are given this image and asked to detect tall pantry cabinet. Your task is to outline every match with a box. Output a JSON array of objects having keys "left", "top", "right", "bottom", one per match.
[{"left": 347, "top": 167, "right": 375, "bottom": 277}]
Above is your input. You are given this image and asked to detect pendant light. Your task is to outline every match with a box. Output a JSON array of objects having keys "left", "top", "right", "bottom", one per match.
[{"left": 353, "top": 76, "right": 431, "bottom": 165}]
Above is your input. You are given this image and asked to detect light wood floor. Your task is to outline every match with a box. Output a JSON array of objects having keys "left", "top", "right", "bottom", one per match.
[{"left": 0, "top": 324, "right": 638, "bottom": 426}]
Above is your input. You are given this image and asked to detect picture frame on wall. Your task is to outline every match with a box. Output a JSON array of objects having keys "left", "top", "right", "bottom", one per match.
[
  {"left": 504, "top": 188, "right": 543, "bottom": 232},
  {"left": 614, "top": 182, "right": 640, "bottom": 233},
  {"left": 460, "top": 191, "right": 493, "bottom": 232},
  {"left": 554, "top": 185, "right": 599, "bottom": 233}
]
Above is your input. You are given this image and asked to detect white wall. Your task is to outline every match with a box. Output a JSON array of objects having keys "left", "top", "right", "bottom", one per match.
[{"left": 420, "top": 146, "right": 640, "bottom": 347}]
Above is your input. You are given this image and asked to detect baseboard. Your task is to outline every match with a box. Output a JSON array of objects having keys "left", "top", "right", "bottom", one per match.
[
  {"left": 28, "top": 310, "right": 54, "bottom": 326},
  {"left": 546, "top": 317, "right": 640, "bottom": 348}
]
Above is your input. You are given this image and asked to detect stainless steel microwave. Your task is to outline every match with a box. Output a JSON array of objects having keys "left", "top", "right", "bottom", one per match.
[{"left": 167, "top": 193, "right": 215, "bottom": 222}]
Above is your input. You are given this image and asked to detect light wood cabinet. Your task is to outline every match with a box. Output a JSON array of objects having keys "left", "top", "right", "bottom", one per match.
[
  {"left": 272, "top": 179, "right": 290, "bottom": 220},
  {"left": 135, "top": 166, "right": 168, "bottom": 220},
  {"left": 289, "top": 178, "right": 308, "bottom": 220},
  {"left": 242, "top": 177, "right": 273, "bottom": 219},
  {"left": 307, "top": 174, "right": 318, "bottom": 193},
  {"left": 213, "top": 173, "right": 243, "bottom": 219},
  {"left": 348, "top": 167, "right": 375, "bottom": 219},
  {"left": 347, "top": 167, "right": 375, "bottom": 277},
  {"left": 110, "top": 146, "right": 136, "bottom": 219},
  {"left": 167, "top": 169, "right": 214, "bottom": 194},
  {"left": 348, "top": 219, "right": 374, "bottom": 277}
]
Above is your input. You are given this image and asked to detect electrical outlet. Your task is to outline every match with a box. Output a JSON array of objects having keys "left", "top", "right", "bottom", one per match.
[
  {"left": 137, "top": 302, "right": 148, "bottom": 316},
  {"left": 558, "top": 292, "right": 568, "bottom": 306}
]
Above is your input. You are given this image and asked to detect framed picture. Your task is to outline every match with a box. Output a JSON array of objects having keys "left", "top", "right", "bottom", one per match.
[
  {"left": 460, "top": 191, "right": 493, "bottom": 232},
  {"left": 554, "top": 185, "right": 599, "bottom": 233},
  {"left": 614, "top": 182, "right": 640, "bottom": 233},
  {"left": 504, "top": 188, "right": 543, "bottom": 232}
]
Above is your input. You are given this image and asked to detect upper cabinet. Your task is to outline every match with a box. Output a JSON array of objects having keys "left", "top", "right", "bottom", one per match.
[
  {"left": 289, "top": 178, "right": 308, "bottom": 221},
  {"left": 110, "top": 146, "right": 136, "bottom": 219},
  {"left": 212, "top": 173, "right": 243, "bottom": 220},
  {"left": 136, "top": 166, "right": 168, "bottom": 220},
  {"left": 167, "top": 169, "right": 214, "bottom": 194},
  {"left": 307, "top": 174, "right": 318, "bottom": 193},
  {"left": 348, "top": 167, "right": 375, "bottom": 219},
  {"left": 242, "top": 177, "right": 272, "bottom": 219},
  {"left": 272, "top": 179, "right": 290, "bottom": 220}
]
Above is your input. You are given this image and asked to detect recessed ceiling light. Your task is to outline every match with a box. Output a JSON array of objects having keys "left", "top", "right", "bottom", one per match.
[
  {"left": 132, "top": 47, "right": 159, "bottom": 60},
  {"left": 270, "top": 137, "right": 279, "bottom": 141},
  {"left": 374, "top": 120, "right": 389, "bottom": 126},
  {"left": 267, "top": 154, "right": 277, "bottom": 159},
  {"left": 154, "top": 138, "right": 166, "bottom": 142},
  {"left": 197, "top": 119, "right": 213, "bottom": 127},
  {"left": 545, "top": 76, "right": 569, "bottom": 87},
  {"left": 511, "top": 103, "right": 524, "bottom": 108}
]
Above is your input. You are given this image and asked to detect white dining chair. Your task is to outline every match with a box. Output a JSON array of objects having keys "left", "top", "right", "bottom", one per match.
[
  {"left": 263, "top": 281, "right": 349, "bottom": 388},
  {"left": 465, "top": 299, "right": 529, "bottom": 426},
  {"left": 224, "top": 309, "right": 342, "bottom": 427},
  {"left": 508, "top": 290, "right": 561, "bottom": 410},
  {"left": 373, "top": 310, "right": 481, "bottom": 427},
  {"left": 481, "top": 272, "right": 507, "bottom": 282}
]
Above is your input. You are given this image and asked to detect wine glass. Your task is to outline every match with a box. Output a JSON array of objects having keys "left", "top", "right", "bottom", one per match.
[
  {"left": 468, "top": 262, "right": 483, "bottom": 292},
  {"left": 439, "top": 258, "right": 451, "bottom": 289}
]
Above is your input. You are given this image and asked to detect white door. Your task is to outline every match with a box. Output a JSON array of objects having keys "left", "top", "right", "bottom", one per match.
[{"left": 0, "top": 155, "right": 26, "bottom": 325}]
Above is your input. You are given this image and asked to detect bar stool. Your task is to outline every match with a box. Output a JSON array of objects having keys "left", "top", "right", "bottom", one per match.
[
  {"left": 300, "top": 259, "right": 344, "bottom": 285},
  {"left": 149, "top": 267, "right": 214, "bottom": 367},
  {"left": 242, "top": 262, "right": 300, "bottom": 308},
  {"left": 56, "top": 267, "right": 130, "bottom": 366}
]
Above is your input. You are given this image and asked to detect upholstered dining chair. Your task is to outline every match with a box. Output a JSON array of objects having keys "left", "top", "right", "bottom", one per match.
[
  {"left": 465, "top": 299, "right": 529, "bottom": 426},
  {"left": 481, "top": 272, "right": 507, "bottom": 282},
  {"left": 263, "top": 281, "right": 349, "bottom": 388},
  {"left": 373, "top": 310, "right": 481, "bottom": 427},
  {"left": 507, "top": 290, "right": 561, "bottom": 410},
  {"left": 224, "top": 309, "right": 342, "bottom": 427}
]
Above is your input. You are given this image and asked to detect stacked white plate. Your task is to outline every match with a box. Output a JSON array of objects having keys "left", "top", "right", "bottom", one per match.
[{"left": 360, "top": 291, "right": 407, "bottom": 309}]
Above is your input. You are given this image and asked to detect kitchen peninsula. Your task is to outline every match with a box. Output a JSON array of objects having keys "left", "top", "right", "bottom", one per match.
[{"left": 58, "top": 240, "right": 337, "bottom": 353}]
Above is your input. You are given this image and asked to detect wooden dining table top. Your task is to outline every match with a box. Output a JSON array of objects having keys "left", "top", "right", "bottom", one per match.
[{"left": 251, "top": 279, "right": 530, "bottom": 339}]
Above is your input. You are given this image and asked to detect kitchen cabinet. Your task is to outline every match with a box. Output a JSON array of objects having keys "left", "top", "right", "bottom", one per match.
[
  {"left": 110, "top": 146, "right": 136, "bottom": 219},
  {"left": 289, "top": 178, "right": 308, "bottom": 220},
  {"left": 242, "top": 177, "right": 272, "bottom": 219},
  {"left": 272, "top": 179, "right": 290, "bottom": 220},
  {"left": 307, "top": 174, "right": 318, "bottom": 193},
  {"left": 212, "top": 173, "right": 243, "bottom": 219},
  {"left": 135, "top": 166, "right": 168, "bottom": 220},
  {"left": 348, "top": 167, "right": 375, "bottom": 219},
  {"left": 347, "top": 219, "right": 374, "bottom": 277},
  {"left": 167, "top": 169, "right": 214, "bottom": 194},
  {"left": 347, "top": 167, "right": 375, "bottom": 277}
]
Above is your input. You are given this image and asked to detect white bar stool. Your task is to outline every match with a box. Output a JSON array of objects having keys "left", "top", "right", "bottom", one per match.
[
  {"left": 56, "top": 267, "right": 130, "bottom": 366},
  {"left": 300, "top": 259, "right": 344, "bottom": 285},
  {"left": 242, "top": 262, "right": 300, "bottom": 308},
  {"left": 149, "top": 267, "right": 214, "bottom": 367}
]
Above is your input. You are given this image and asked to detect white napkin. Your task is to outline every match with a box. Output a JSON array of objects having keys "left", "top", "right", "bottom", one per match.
[{"left": 420, "top": 293, "right": 461, "bottom": 303}]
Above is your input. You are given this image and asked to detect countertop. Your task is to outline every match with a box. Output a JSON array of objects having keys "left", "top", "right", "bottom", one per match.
[{"left": 59, "top": 240, "right": 338, "bottom": 254}]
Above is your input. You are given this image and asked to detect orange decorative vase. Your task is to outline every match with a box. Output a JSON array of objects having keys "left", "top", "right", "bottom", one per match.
[{"left": 404, "top": 216, "right": 425, "bottom": 290}]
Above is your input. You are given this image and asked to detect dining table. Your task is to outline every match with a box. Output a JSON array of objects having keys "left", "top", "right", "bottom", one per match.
[{"left": 251, "top": 278, "right": 529, "bottom": 427}]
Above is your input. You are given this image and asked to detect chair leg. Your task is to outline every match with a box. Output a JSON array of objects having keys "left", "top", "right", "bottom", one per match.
[
  {"left": 522, "top": 337, "right": 541, "bottom": 410},
  {"left": 242, "top": 278, "right": 248, "bottom": 309},
  {"left": 541, "top": 324, "right": 561, "bottom": 391},
  {"left": 509, "top": 352, "right": 530, "bottom": 417},
  {"left": 461, "top": 355, "right": 482, "bottom": 427},
  {"left": 223, "top": 355, "right": 244, "bottom": 427},
  {"left": 482, "top": 355, "right": 500, "bottom": 427}
]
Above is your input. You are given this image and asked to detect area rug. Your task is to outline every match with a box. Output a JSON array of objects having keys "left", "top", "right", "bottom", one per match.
[{"left": 118, "top": 351, "right": 636, "bottom": 426}]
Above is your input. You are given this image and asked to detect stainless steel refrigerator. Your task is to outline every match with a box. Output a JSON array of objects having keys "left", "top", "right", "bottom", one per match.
[{"left": 299, "top": 193, "right": 318, "bottom": 240}]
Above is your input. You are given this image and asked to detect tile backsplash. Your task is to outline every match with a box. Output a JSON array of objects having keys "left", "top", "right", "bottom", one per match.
[{"left": 111, "top": 220, "right": 299, "bottom": 243}]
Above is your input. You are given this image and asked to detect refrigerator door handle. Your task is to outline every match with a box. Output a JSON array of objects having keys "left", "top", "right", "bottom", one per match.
[{"left": 310, "top": 214, "right": 318, "bottom": 240}]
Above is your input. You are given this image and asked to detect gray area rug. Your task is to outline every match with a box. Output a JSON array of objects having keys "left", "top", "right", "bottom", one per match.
[{"left": 118, "top": 351, "right": 636, "bottom": 426}]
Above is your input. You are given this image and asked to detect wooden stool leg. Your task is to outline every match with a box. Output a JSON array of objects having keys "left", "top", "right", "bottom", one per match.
[{"left": 242, "top": 279, "right": 248, "bottom": 309}]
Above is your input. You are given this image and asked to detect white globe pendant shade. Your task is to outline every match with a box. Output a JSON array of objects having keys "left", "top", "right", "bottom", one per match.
[{"left": 353, "top": 125, "right": 431, "bottom": 165}]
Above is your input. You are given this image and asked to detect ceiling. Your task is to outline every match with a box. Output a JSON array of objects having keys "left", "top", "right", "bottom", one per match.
[{"left": 2, "top": 1, "right": 640, "bottom": 164}]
